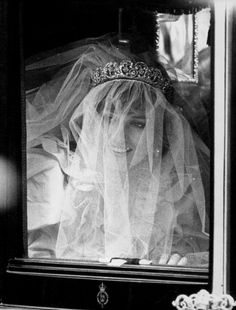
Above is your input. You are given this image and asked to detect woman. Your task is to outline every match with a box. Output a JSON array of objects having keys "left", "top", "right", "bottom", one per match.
[{"left": 27, "top": 35, "right": 209, "bottom": 266}]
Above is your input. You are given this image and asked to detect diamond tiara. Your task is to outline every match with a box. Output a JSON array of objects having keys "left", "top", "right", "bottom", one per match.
[{"left": 91, "top": 60, "right": 172, "bottom": 96}]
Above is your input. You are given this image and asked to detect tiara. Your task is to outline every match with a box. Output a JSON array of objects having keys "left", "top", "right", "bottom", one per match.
[{"left": 91, "top": 60, "right": 172, "bottom": 96}]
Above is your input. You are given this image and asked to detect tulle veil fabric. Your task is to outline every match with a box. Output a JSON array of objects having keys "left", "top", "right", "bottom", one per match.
[{"left": 26, "top": 34, "right": 209, "bottom": 265}]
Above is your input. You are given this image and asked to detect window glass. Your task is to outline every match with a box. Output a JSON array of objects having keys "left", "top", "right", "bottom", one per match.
[{"left": 25, "top": 6, "right": 211, "bottom": 268}]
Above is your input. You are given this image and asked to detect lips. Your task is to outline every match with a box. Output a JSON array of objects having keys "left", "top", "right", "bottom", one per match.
[{"left": 109, "top": 145, "right": 132, "bottom": 154}]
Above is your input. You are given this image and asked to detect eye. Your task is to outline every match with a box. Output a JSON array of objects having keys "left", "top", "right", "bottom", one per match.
[
  {"left": 130, "top": 122, "right": 146, "bottom": 129},
  {"left": 103, "top": 114, "right": 114, "bottom": 123}
]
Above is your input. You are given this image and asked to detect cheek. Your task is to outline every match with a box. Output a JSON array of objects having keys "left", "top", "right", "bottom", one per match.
[{"left": 126, "top": 127, "right": 146, "bottom": 152}]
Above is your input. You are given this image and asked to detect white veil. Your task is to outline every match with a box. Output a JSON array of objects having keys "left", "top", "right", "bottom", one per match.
[{"left": 26, "top": 35, "right": 209, "bottom": 265}]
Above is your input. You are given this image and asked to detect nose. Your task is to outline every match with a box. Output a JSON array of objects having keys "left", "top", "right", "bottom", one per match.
[{"left": 109, "top": 120, "right": 127, "bottom": 148}]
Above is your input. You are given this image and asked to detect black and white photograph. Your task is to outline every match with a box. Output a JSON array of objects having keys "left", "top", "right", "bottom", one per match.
[{"left": 0, "top": 0, "right": 236, "bottom": 309}]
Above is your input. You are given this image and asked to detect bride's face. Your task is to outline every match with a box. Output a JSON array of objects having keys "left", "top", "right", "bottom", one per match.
[{"left": 102, "top": 103, "right": 149, "bottom": 167}]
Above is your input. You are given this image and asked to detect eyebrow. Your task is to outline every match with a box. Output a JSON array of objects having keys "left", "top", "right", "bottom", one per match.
[
  {"left": 128, "top": 112, "right": 146, "bottom": 120},
  {"left": 102, "top": 110, "right": 146, "bottom": 122}
]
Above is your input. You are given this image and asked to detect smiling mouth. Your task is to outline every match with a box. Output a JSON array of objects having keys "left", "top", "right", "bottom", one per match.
[{"left": 109, "top": 145, "right": 132, "bottom": 154}]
